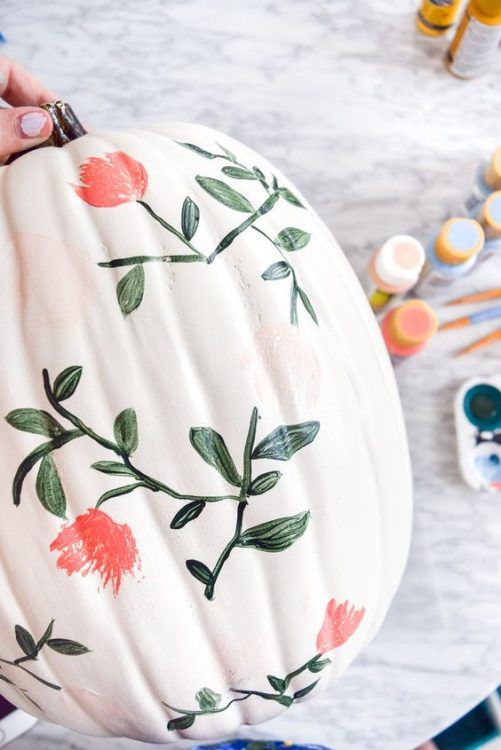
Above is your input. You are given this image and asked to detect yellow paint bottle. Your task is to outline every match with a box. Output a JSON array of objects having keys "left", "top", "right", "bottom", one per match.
[
  {"left": 446, "top": 0, "right": 501, "bottom": 78},
  {"left": 416, "top": 0, "right": 464, "bottom": 36}
]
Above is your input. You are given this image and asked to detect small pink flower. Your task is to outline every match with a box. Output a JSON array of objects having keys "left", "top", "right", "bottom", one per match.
[
  {"left": 316, "top": 599, "right": 365, "bottom": 653},
  {"left": 72, "top": 151, "right": 148, "bottom": 207},
  {"left": 50, "top": 508, "right": 140, "bottom": 595}
]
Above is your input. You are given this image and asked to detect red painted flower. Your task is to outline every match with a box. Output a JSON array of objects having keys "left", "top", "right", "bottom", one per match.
[
  {"left": 316, "top": 599, "right": 365, "bottom": 653},
  {"left": 50, "top": 508, "right": 140, "bottom": 596},
  {"left": 72, "top": 151, "right": 148, "bottom": 207}
]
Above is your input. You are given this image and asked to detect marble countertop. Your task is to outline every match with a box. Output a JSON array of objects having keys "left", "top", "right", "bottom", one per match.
[{"left": 2, "top": 0, "right": 501, "bottom": 748}]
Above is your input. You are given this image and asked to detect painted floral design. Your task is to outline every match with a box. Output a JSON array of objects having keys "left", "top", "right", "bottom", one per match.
[
  {"left": 0, "top": 619, "right": 89, "bottom": 711},
  {"left": 73, "top": 142, "right": 317, "bottom": 325},
  {"left": 50, "top": 508, "right": 140, "bottom": 596},
  {"left": 6, "top": 365, "right": 319, "bottom": 599},
  {"left": 162, "top": 598, "right": 365, "bottom": 732},
  {"left": 72, "top": 152, "right": 148, "bottom": 207}
]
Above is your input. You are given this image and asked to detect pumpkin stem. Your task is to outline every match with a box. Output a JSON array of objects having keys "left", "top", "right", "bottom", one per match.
[
  {"left": 7, "top": 101, "right": 86, "bottom": 163},
  {"left": 39, "top": 101, "right": 87, "bottom": 146}
]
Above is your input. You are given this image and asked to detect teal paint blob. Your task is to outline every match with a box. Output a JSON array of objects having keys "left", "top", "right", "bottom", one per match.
[
  {"left": 447, "top": 220, "right": 481, "bottom": 251},
  {"left": 464, "top": 384, "right": 501, "bottom": 430}
]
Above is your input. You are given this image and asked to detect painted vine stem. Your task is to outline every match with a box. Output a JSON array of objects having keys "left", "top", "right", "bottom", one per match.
[
  {"left": 6, "top": 365, "right": 319, "bottom": 600},
  {"left": 0, "top": 620, "right": 89, "bottom": 711},
  {"left": 74, "top": 142, "right": 317, "bottom": 325},
  {"left": 163, "top": 651, "right": 329, "bottom": 732},
  {"left": 162, "top": 597, "right": 367, "bottom": 732}
]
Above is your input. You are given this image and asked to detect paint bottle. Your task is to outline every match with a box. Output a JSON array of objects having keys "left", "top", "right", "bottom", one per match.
[
  {"left": 416, "top": 0, "right": 464, "bottom": 36},
  {"left": 365, "top": 235, "right": 426, "bottom": 312},
  {"left": 381, "top": 300, "right": 438, "bottom": 362},
  {"left": 415, "top": 217, "right": 485, "bottom": 293},
  {"left": 458, "top": 147, "right": 501, "bottom": 215},
  {"left": 479, "top": 190, "right": 501, "bottom": 242},
  {"left": 446, "top": 0, "right": 501, "bottom": 78}
]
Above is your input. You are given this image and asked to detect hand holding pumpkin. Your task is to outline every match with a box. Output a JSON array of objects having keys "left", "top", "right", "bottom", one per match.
[{"left": 0, "top": 53, "right": 56, "bottom": 161}]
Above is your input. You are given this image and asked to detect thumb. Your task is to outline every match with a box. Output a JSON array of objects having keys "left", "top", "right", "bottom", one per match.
[{"left": 0, "top": 106, "right": 53, "bottom": 161}]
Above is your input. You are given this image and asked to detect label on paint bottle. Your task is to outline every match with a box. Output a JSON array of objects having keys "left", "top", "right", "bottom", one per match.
[{"left": 448, "top": 15, "right": 501, "bottom": 78}]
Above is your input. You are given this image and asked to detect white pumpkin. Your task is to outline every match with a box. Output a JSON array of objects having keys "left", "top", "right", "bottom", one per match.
[{"left": 0, "top": 108, "right": 412, "bottom": 742}]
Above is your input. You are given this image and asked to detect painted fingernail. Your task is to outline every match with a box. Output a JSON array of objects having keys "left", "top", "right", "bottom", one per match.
[{"left": 17, "top": 111, "right": 50, "bottom": 139}]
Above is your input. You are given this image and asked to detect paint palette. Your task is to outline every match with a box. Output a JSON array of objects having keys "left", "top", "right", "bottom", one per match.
[{"left": 455, "top": 376, "right": 501, "bottom": 492}]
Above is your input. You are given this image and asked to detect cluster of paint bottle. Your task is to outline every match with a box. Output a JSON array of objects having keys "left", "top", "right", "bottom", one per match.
[
  {"left": 416, "top": 0, "right": 501, "bottom": 79},
  {"left": 366, "top": 147, "right": 501, "bottom": 362}
]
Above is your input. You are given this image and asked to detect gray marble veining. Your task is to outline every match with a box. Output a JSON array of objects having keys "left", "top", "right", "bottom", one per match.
[{"left": 2, "top": 1, "right": 501, "bottom": 748}]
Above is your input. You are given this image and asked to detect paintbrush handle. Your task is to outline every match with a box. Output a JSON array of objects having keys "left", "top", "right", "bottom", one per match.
[
  {"left": 447, "top": 289, "right": 501, "bottom": 306},
  {"left": 470, "top": 306, "right": 501, "bottom": 324},
  {"left": 457, "top": 329, "right": 501, "bottom": 356}
]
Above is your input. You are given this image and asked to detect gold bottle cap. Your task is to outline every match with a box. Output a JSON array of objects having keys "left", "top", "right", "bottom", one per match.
[
  {"left": 435, "top": 218, "right": 484, "bottom": 265},
  {"left": 476, "top": 0, "right": 501, "bottom": 17},
  {"left": 484, "top": 147, "right": 501, "bottom": 190}
]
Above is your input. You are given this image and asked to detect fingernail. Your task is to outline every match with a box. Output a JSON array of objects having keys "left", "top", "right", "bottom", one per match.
[{"left": 17, "top": 111, "right": 50, "bottom": 139}]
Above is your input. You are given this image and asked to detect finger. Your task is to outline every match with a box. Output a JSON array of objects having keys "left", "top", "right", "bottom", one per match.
[
  {"left": 0, "top": 54, "right": 57, "bottom": 107},
  {"left": 0, "top": 106, "right": 53, "bottom": 160}
]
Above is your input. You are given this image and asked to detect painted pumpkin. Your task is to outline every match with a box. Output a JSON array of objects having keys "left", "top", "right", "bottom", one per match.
[{"left": 0, "top": 103, "right": 411, "bottom": 742}]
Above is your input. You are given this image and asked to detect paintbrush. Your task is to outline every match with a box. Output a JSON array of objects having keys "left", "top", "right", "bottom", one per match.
[
  {"left": 440, "top": 306, "right": 501, "bottom": 331},
  {"left": 456, "top": 329, "right": 501, "bottom": 356},
  {"left": 446, "top": 288, "right": 501, "bottom": 306}
]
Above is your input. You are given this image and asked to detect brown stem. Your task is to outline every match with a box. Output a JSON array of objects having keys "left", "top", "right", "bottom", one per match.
[{"left": 7, "top": 101, "right": 87, "bottom": 164}]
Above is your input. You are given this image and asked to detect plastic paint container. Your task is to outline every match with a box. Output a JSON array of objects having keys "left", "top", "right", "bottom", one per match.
[
  {"left": 459, "top": 148, "right": 501, "bottom": 214},
  {"left": 365, "top": 235, "right": 425, "bottom": 311},
  {"left": 416, "top": 217, "right": 484, "bottom": 294},
  {"left": 416, "top": 0, "right": 464, "bottom": 36},
  {"left": 479, "top": 190, "right": 501, "bottom": 240},
  {"left": 446, "top": 0, "right": 501, "bottom": 78},
  {"left": 381, "top": 300, "right": 438, "bottom": 362}
]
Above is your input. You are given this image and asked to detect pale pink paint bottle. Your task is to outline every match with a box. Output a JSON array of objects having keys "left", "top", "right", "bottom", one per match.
[{"left": 365, "top": 235, "right": 426, "bottom": 312}]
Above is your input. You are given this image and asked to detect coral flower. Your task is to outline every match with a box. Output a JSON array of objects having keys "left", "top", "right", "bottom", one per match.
[
  {"left": 72, "top": 151, "right": 148, "bottom": 207},
  {"left": 50, "top": 508, "right": 140, "bottom": 596},
  {"left": 316, "top": 599, "right": 365, "bottom": 654}
]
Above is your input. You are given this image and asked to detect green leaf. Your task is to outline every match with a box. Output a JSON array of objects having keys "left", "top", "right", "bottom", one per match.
[
  {"left": 114, "top": 408, "right": 138, "bottom": 456},
  {"left": 36, "top": 454, "right": 66, "bottom": 519},
  {"left": 195, "top": 686, "right": 221, "bottom": 711},
  {"left": 261, "top": 261, "right": 291, "bottom": 281},
  {"left": 5, "top": 408, "right": 65, "bottom": 438},
  {"left": 309, "top": 657, "right": 331, "bottom": 673},
  {"left": 267, "top": 675, "right": 286, "bottom": 693},
  {"left": 170, "top": 501, "right": 206, "bottom": 529},
  {"left": 275, "top": 694, "right": 293, "bottom": 707},
  {"left": 53, "top": 366, "right": 82, "bottom": 401},
  {"left": 298, "top": 288, "right": 318, "bottom": 325},
  {"left": 117, "top": 265, "right": 144, "bottom": 317},
  {"left": 47, "top": 638, "right": 90, "bottom": 656},
  {"left": 248, "top": 471, "right": 282, "bottom": 495},
  {"left": 167, "top": 714, "right": 195, "bottom": 731},
  {"left": 176, "top": 142, "right": 218, "bottom": 159},
  {"left": 37, "top": 620, "right": 54, "bottom": 651},
  {"left": 293, "top": 679, "right": 319, "bottom": 699},
  {"left": 275, "top": 227, "right": 311, "bottom": 252},
  {"left": 96, "top": 483, "right": 146, "bottom": 508},
  {"left": 181, "top": 196, "right": 200, "bottom": 241},
  {"left": 189, "top": 427, "right": 241, "bottom": 487},
  {"left": 252, "top": 421, "right": 320, "bottom": 461},
  {"left": 186, "top": 559, "right": 213, "bottom": 585},
  {"left": 91, "top": 461, "right": 136, "bottom": 477},
  {"left": 278, "top": 187, "right": 304, "bottom": 208},
  {"left": 237, "top": 510, "right": 310, "bottom": 552},
  {"left": 12, "top": 430, "right": 82, "bottom": 507},
  {"left": 195, "top": 176, "right": 254, "bottom": 213},
  {"left": 217, "top": 143, "right": 237, "bottom": 161},
  {"left": 253, "top": 166, "right": 266, "bottom": 182},
  {"left": 222, "top": 166, "right": 258, "bottom": 180},
  {"left": 15, "top": 625, "right": 37, "bottom": 657}
]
